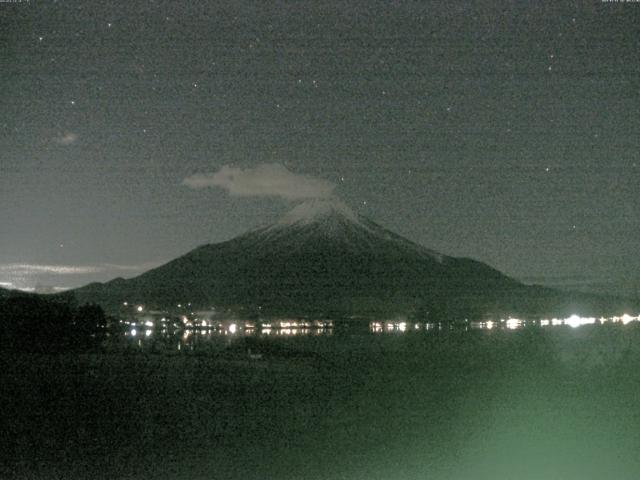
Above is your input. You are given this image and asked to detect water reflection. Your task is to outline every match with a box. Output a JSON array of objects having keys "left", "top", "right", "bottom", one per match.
[
  {"left": 118, "top": 313, "right": 640, "bottom": 352},
  {"left": 369, "top": 314, "right": 640, "bottom": 334},
  {"left": 121, "top": 319, "right": 334, "bottom": 352}
]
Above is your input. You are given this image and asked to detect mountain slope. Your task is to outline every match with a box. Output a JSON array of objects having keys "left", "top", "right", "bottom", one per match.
[{"left": 72, "top": 200, "right": 626, "bottom": 318}]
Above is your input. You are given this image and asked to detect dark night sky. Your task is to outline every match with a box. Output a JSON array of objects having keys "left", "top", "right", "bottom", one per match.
[{"left": 1, "top": 1, "right": 639, "bottom": 296}]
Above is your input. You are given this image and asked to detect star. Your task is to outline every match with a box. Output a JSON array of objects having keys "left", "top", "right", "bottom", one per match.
[{"left": 3, "top": 1, "right": 637, "bottom": 307}]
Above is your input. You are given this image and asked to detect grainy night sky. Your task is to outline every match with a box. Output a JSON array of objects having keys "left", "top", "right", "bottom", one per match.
[{"left": 1, "top": 1, "right": 639, "bottom": 296}]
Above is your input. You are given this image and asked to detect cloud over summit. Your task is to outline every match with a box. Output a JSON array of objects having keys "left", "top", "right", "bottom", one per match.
[{"left": 183, "top": 163, "right": 335, "bottom": 200}]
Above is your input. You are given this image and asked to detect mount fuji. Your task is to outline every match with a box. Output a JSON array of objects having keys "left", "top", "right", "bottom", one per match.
[{"left": 71, "top": 199, "right": 622, "bottom": 319}]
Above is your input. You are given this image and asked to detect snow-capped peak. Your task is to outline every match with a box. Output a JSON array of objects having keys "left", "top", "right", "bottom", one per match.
[
  {"left": 254, "top": 198, "right": 444, "bottom": 263},
  {"left": 276, "top": 198, "right": 363, "bottom": 227}
]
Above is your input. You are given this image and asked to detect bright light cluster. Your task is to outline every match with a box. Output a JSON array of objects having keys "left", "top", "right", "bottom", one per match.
[
  {"left": 369, "top": 313, "right": 640, "bottom": 334},
  {"left": 123, "top": 313, "right": 640, "bottom": 340},
  {"left": 489, "top": 313, "right": 639, "bottom": 330}
]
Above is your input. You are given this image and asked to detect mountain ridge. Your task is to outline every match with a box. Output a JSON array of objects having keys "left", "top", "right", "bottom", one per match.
[{"left": 71, "top": 200, "right": 630, "bottom": 318}]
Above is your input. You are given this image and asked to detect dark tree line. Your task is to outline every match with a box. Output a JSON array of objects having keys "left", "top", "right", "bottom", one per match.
[{"left": 0, "top": 294, "right": 110, "bottom": 353}]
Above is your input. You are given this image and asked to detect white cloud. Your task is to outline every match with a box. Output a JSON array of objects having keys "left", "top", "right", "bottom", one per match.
[
  {"left": 183, "top": 163, "right": 336, "bottom": 200},
  {"left": 0, "top": 262, "right": 161, "bottom": 276},
  {"left": 101, "top": 262, "right": 162, "bottom": 272},
  {"left": 54, "top": 132, "right": 79, "bottom": 145},
  {"left": 0, "top": 262, "right": 163, "bottom": 292},
  {"left": 0, "top": 264, "right": 101, "bottom": 275}
]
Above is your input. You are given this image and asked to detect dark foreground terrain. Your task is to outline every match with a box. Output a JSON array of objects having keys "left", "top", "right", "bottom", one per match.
[{"left": 3, "top": 325, "right": 640, "bottom": 480}]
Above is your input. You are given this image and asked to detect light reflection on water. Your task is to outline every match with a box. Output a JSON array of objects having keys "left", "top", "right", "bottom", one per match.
[
  {"left": 119, "top": 314, "right": 640, "bottom": 352},
  {"left": 121, "top": 321, "right": 334, "bottom": 352},
  {"left": 370, "top": 313, "right": 639, "bottom": 334}
]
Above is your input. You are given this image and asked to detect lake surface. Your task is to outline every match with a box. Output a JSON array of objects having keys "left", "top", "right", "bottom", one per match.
[{"left": 3, "top": 320, "right": 640, "bottom": 479}]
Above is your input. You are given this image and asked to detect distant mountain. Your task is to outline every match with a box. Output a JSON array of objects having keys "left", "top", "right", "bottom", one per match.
[
  {"left": 0, "top": 287, "right": 33, "bottom": 299},
  {"left": 72, "top": 199, "right": 634, "bottom": 319}
]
